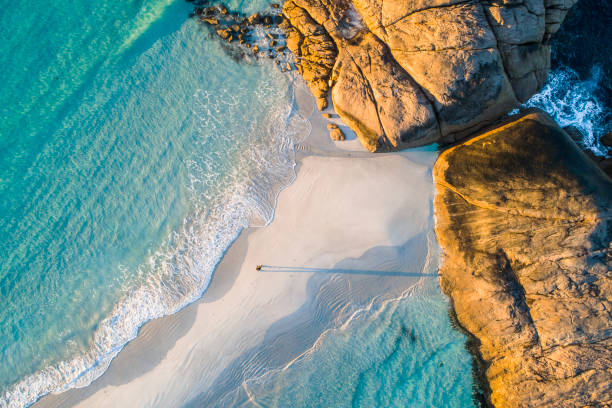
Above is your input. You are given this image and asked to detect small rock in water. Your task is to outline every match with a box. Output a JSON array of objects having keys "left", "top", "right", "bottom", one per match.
[
  {"left": 252, "top": 45, "right": 259, "bottom": 54},
  {"left": 247, "top": 13, "right": 259, "bottom": 24},
  {"left": 327, "top": 123, "right": 338, "bottom": 130},
  {"left": 202, "top": 17, "right": 218, "bottom": 25},
  {"left": 216, "top": 28, "right": 231, "bottom": 40},
  {"left": 322, "top": 113, "right": 332, "bottom": 118},
  {"left": 269, "top": 40, "right": 277, "bottom": 47},
  {"left": 276, "top": 45, "right": 286, "bottom": 52}
]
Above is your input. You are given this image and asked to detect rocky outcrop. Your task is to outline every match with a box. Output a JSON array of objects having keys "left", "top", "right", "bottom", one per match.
[
  {"left": 434, "top": 110, "right": 612, "bottom": 407},
  {"left": 280, "top": 0, "right": 577, "bottom": 152},
  {"left": 327, "top": 123, "right": 346, "bottom": 141}
]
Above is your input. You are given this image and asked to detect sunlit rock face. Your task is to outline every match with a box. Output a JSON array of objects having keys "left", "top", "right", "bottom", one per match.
[
  {"left": 281, "top": 0, "right": 577, "bottom": 151},
  {"left": 434, "top": 110, "right": 612, "bottom": 408}
]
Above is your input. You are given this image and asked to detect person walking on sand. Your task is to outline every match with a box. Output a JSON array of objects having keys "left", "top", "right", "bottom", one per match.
[{"left": 255, "top": 265, "right": 262, "bottom": 271}]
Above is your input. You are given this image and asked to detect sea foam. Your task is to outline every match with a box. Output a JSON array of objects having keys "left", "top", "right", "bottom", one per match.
[{"left": 525, "top": 65, "right": 610, "bottom": 157}]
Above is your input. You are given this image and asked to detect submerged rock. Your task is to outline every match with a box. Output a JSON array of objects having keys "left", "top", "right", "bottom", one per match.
[
  {"left": 434, "top": 110, "right": 612, "bottom": 407},
  {"left": 191, "top": 1, "right": 293, "bottom": 68},
  {"left": 280, "top": 0, "right": 577, "bottom": 152}
]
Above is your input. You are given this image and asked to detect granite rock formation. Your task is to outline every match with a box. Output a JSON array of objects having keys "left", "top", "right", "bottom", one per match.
[
  {"left": 434, "top": 110, "right": 612, "bottom": 407},
  {"left": 280, "top": 0, "right": 577, "bottom": 152}
]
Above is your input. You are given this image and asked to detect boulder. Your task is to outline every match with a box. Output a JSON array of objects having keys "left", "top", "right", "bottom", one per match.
[
  {"left": 216, "top": 28, "right": 231, "bottom": 40},
  {"left": 281, "top": 0, "right": 578, "bottom": 152},
  {"left": 329, "top": 126, "right": 346, "bottom": 141},
  {"left": 202, "top": 17, "right": 219, "bottom": 25},
  {"left": 434, "top": 110, "right": 612, "bottom": 407}
]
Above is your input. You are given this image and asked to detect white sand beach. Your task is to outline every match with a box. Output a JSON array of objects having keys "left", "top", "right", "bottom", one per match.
[{"left": 36, "top": 84, "right": 440, "bottom": 408}]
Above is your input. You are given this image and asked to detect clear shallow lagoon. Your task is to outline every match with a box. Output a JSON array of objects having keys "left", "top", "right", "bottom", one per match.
[{"left": 204, "top": 279, "right": 480, "bottom": 408}]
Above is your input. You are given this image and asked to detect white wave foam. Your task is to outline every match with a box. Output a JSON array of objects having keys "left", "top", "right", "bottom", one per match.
[
  {"left": 0, "top": 76, "right": 310, "bottom": 408},
  {"left": 524, "top": 65, "right": 610, "bottom": 157}
]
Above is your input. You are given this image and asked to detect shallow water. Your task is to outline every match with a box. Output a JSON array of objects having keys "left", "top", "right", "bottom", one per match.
[
  {"left": 1, "top": 0, "right": 309, "bottom": 405},
  {"left": 205, "top": 278, "right": 480, "bottom": 408},
  {"left": 242, "top": 281, "right": 477, "bottom": 408}
]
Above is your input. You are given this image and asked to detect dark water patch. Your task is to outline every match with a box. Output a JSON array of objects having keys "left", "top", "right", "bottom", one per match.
[{"left": 551, "top": 0, "right": 612, "bottom": 112}]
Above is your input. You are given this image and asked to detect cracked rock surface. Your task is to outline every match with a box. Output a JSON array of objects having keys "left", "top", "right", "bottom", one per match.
[
  {"left": 280, "top": 0, "right": 577, "bottom": 151},
  {"left": 434, "top": 110, "right": 612, "bottom": 407}
]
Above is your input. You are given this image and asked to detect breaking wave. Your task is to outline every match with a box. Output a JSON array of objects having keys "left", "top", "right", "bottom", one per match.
[{"left": 525, "top": 65, "right": 610, "bottom": 157}]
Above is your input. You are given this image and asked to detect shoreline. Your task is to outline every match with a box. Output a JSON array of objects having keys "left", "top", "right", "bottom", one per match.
[{"left": 36, "top": 79, "right": 442, "bottom": 408}]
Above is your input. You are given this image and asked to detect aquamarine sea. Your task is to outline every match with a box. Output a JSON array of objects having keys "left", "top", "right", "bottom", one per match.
[
  {"left": 1, "top": 0, "right": 309, "bottom": 405},
  {"left": 0, "top": 0, "right": 609, "bottom": 407}
]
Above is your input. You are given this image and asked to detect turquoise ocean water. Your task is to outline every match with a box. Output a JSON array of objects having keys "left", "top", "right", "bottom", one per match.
[
  {"left": 3, "top": 0, "right": 607, "bottom": 406},
  {"left": 0, "top": 0, "right": 310, "bottom": 405},
  {"left": 202, "top": 278, "right": 480, "bottom": 408}
]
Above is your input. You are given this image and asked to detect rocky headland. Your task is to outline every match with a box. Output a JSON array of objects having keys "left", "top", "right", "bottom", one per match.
[{"left": 434, "top": 110, "right": 611, "bottom": 407}]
